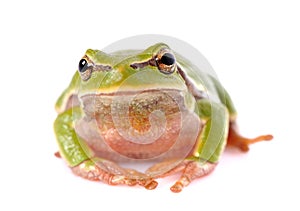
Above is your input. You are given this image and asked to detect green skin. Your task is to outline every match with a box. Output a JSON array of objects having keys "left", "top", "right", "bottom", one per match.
[{"left": 54, "top": 43, "right": 265, "bottom": 192}]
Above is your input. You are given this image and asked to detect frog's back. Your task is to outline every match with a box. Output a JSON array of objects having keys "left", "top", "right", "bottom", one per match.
[{"left": 109, "top": 49, "right": 143, "bottom": 63}]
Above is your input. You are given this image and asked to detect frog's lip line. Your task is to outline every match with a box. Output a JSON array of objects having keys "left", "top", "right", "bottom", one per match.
[{"left": 79, "top": 88, "right": 185, "bottom": 98}]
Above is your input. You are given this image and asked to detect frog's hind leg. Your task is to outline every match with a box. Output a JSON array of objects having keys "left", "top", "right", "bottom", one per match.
[
  {"left": 227, "top": 122, "right": 273, "bottom": 152},
  {"left": 210, "top": 76, "right": 273, "bottom": 151}
]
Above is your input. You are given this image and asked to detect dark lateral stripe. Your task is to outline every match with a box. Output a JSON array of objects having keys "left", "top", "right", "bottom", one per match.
[
  {"left": 177, "top": 65, "right": 206, "bottom": 99},
  {"left": 130, "top": 58, "right": 156, "bottom": 69},
  {"left": 94, "top": 64, "right": 112, "bottom": 71},
  {"left": 84, "top": 55, "right": 112, "bottom": 72}
]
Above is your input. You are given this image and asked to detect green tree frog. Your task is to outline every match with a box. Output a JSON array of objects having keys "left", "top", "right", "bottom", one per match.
[{"left": 54, "top": 43, "right": 273, "bottom": 192}]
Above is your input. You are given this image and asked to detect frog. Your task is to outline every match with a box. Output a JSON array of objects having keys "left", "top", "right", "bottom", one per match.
[{"left": 54, "top": 43, "right": 273, "bottom": 193}]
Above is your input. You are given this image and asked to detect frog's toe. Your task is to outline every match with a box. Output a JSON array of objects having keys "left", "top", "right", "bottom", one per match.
[
  {"left": 54, "top": 151, "right": 61, "bottom": 158},
  {"left": 144, "top": 180, "right": 158, "bottom": 190},
  {"left": 124, "top": 178, "right": 158, "bottom": 190},
  {"left": 170, "top": 179, "right": 188, "bottom": 193},
  {"left": 169, "top": 161, "right": 217, "bottom": 193},
  {"left": 122, "top": 168, "right": 158, "bottom": 189}
]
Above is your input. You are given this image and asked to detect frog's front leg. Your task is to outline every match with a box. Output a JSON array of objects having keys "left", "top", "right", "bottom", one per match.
[
  {"left": 71, "top": 159, "right": 158, "bottom": 189},
  {"left": 54, "top": 107, "right": 158, "bottom": 190},
  {"left": 147, "top": 100, "right": 228, "bottom": 193}
]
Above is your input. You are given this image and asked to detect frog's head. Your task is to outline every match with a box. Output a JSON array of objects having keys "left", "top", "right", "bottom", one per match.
[{"left": 77, "top": 43, "right": 188, "bottom": 96}]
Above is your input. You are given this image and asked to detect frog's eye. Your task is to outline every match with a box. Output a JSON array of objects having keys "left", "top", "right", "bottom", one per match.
[
  {"left": 156, "top": 49, "right": 176, "bottom": 74},
  {"left": 78, "top": 59, "right": 88, "bottom": 73},
  {"left": 78, "top": 58, "right": 92, "bottom": 81}
]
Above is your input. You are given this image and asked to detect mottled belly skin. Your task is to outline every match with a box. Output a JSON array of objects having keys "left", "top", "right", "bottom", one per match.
[{"left": 76, "top": 90, "right": 201, "bottom": 162}]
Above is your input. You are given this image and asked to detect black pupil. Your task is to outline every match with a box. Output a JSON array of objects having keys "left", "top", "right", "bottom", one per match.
[
  {"left": 79, "top": 59, "right": 88, "bottom": 72},
  {"left": 161, "top": 53, "right": 175, "bottom": 66}
]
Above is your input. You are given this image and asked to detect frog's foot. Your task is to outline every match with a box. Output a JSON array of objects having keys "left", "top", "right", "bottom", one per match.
[
  {"left": 54, "top": 151, "right": 61, "bottom": 158},
  {"left": 169, "top": 161, "right": 216, "bottom": 193},
  {"left": 147, "top": 160, "right": 216, "bottom": 193},
  {"left": 227, "top": 122, "right": 273, "bottom": 152},
  {"left": 71, "top": 159, "right": 158, "bottom": 190}
]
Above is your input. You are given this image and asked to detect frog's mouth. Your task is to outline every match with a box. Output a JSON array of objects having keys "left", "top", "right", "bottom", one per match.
[{"left": 80, "top": 88, "right": 186, "bottom": 117}]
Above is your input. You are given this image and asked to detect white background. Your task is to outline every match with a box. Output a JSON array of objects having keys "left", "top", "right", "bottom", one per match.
[{"left": 1, "top": 0, "right": 299, "bottom": 210}]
